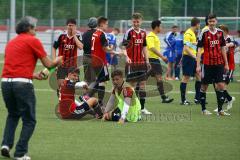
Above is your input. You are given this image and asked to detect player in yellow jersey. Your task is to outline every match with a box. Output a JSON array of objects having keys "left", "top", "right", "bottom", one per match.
[
  {"left": 180, "top": 17, "right": 201, "bottom": 105},
  {"left": 146, "top": 20, "right": 174, "bottom": 103}
]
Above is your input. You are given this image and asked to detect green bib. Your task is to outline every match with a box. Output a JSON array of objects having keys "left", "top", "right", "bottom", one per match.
[{"left": 114, "top": 83, "right": 141, "bottom": 122}]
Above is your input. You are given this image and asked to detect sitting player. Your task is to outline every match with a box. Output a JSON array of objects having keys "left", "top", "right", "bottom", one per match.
[
  {"left": 102, "top": 70, "right": 141, "bottom": 124},
  {"left": 58, "top": 67, "right": 103, "bottom": 119}
]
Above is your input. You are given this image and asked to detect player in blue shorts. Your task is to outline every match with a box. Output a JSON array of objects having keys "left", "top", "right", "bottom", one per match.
[
  {"left": 106, "top": 28, "right": 120, "bottom": 70},
  {"left": 163, "top": 25, "right": 178, "bottom": 80},
  {"left": 174, "top": 31, "right": 184, "bottom": 80}
]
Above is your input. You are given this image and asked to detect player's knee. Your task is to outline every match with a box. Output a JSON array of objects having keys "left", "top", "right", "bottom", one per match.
[
  {"left": 216, "top": 83, "right": 225, "bottom": 90},
  {"left": 182, "top": 75, "right": 190, "bottom": 83},
  {"left": 201, "top": 85, "right": 208, "bottom": 92}
]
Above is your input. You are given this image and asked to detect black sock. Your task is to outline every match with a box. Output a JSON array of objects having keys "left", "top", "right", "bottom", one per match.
[
  {"left": 199, "top": 90, "right": 206, "bottom": 111},
  {"left": 139, "top": 90, "right": 146, "bottom": 110},
  {"left": 157, "top": 81, "right": 165, "bottom": 99},
  {"left": 57, "top": 89, "right": 60, "bottom": 97},
  {"left": 93, "top": 103, "right": 103, "bottom": 118},
  {"left": 135, "top": 83, "right": 140, "bottom": 97},
  {"left": 98, "top": 86, "right": 105, "bottom": 103},
  {"left": 216, "top": 90, "right": 225, "bottom": 112},
  {"left": 180, "top": 82, "right": 187, "bottom": 103},
  {"left": 194, "top": 81, "right": 201, "bottom": 100},
  {"left": 224, "top": 90, "right": 232, "bottom": 101},
  {"left": 140, "top": 98, "right": 145, "bottom": 110}
]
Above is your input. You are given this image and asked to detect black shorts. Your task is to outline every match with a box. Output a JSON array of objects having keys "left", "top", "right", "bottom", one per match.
[
  {"left": 93, "top": 65, "right": 110, "bottom": 83},
  {"left": 201, "top": 65, "right": 225, "bottom": 84},
  {"left": 125, "top": 63, "right": 147, "bottom": 82},
  {"left": 111, "top": 107, "right": 121, "bottom": 121},
  {"left": 83, "top": 56, "right": 96, "bottom": 83},
  {"left": 56, "top": 66, "right": 69, "bottom": 80},
  {"left": 147, "top": 58, "right": 163, "bottom": 77},
  {"left": 182, "top": 55, "right": 196, "bottom": 76}
]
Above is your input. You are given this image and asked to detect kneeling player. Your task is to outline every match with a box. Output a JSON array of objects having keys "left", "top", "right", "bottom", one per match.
[
  {"left": 102, "top": 70, "right": 141, "bottom": 124},
  {"left": 58, "top": 67, "right": 103, "bottom": 119}
]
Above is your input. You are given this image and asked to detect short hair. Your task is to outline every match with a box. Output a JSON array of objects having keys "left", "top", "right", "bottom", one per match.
[
  {"left": 68, "top": 67, "right": 80, "bottom": 74},
  {"left": 151, "top": 20, "right": 161, "bottom": 29},
  {"left": 172, "top": 25, "right": 178, "bottom": 29},
  {"left": 205, "top": 15, "right": 209, "bottom": 25},
  {"left": 132, "top": 12, "right": 143, "bottom": 19},
  {"left": 16, "top": 16, "right": 37, "bottom": 34},
  {"left": 66, "top": 18, "right": 76, "bottom": 25},
  {"left": 97, "top": 16, "right": 108, "bottom": 26},
  {"left": 111, "top": 69, "right": 123, "bottom": 78},
  {"left": 219, "top": 24, "right": 229, "bottom": 33},
  {"left": 88, "top": 17, "right": 97, "bottom": 28},
  {"left": 191, "top": 17, "right": 200, "bottom": 26},
  {"left": 113, "top": 27, "right": 120, "bottom": 33},
  {"left": 208, "top": 13, "right": 217, "bottom": 20}
]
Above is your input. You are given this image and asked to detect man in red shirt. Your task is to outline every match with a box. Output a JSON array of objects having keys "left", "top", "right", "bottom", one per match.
[
  {"left": 52, "top": 19, "right": 83, "bottom": 95},
  {"left": 1, "top": 16, "right": 62, "bottom": 159},
  {"left": 58, "top": 67, "right": 103, "bottom": 119},
  {"left": 196, "top": 14, "right": 229, "bottom": 116},
  {"left": 122, "top": 13, "right": 151, "bottom": 115},
  {"left": 215, "top": 25, "right": 236, "bottom": 111},
  {"left": 89, "top": 17, "right": 113, "bottom": 106}
]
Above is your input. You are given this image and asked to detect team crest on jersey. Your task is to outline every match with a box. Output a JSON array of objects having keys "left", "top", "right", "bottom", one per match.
[{"left": 141, "top": 32, "right": 145, "bottom": 37}]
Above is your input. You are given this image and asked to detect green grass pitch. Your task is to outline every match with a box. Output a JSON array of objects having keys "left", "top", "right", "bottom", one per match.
[{"left": 0, "top": 61, "right": 239, "bottom": 160}]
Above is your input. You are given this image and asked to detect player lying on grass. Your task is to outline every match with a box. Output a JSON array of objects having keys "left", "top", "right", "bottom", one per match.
[
  {"left": 58, "top": 67, "right": 103, "bottom": 119},
  {"left": 102, "top": 70, "right": 141, "bottom": 124}
]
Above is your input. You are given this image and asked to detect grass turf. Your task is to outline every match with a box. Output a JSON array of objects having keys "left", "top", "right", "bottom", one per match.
[{"left": 0, "top": 62, "right": 239, "bottom": 160}]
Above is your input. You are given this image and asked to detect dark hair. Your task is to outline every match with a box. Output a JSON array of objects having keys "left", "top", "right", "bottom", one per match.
[
  {"left": 97, "top": 16, "right": 108, "bottom": 26},
  {"left": 208, "top": 13, "right": 217, "bottom": 20},
  {"left": 172, "top": 25, "right": 178, "bottom": 29},
  {"left": 113, "top": 27, "right": 120, "bottom": 33},
  {"left": 111, "top": 69, "right": 123, "bottom": 78},
  {"left": 191, "top": 17, "right": 200, "bottom": 27},
  {"left": 132, "top": 12, "right": 143, "bottom": 19},
  {"left": 68, "top": 67, "right": 80, "bottom": 74},
  {"left": 66, "top": 18, "right": 76, "bottom": 25},
  {"left": 205, "top": 15, "right": 209, "bottom": 25},
  {"left": 219, "top": 25, "right": 229, "bottom": 33},
  {"left": 16, "top": 16, "right": 37, "bottom": 34},
  {"left": 151, "top": 20, "right": 161, "bottom": 29}
]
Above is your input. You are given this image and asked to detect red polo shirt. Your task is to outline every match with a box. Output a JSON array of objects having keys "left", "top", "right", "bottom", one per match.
[{"left": 2, "top": 33, "right": 47, "bottom": 79}]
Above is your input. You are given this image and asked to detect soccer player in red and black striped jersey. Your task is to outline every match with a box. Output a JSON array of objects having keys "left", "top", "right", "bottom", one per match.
[
  {"left": 196, "top": 14, "right": 229, "bottom": 116},
  {"left": 58, "top": 67, "right": 103, "bottom": 119},
  {"left": 122, "top": 13, "right": 151, "bottom": 115},
  {"left": 217, "top": 25, "right": 236, "bottom": 110},
  {"left": 89, "top": 17, "right": 113, "bottom": 106},
  {"left": 52, "top": 19, "right": 83, "bottom": 91}
]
